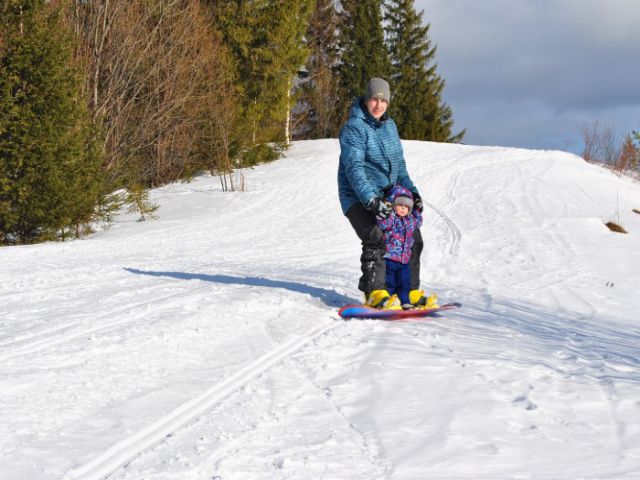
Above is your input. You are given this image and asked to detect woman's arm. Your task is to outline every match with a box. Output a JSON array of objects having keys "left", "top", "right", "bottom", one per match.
[{"left": 339, "top": 124, "right": 376, "bottom": 205}]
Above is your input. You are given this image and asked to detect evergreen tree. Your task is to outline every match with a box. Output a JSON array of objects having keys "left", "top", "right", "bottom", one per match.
[
  {"left": 384, "top": 0, "right": 464, "bottom": 142},
  {"left": 0, "top": 0, "right": 103, "bottom": 244},
  {"left": 338, "top": 0, "right": 391, "bottom": 113},
  {"left": 213, "top": 0, "right": 313, "bottom": 164},
  {"left": 294, "top": 0, "right": 343, "bottom": 139}
]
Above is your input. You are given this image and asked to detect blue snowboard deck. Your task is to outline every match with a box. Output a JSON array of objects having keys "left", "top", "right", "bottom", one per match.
[{"left": 338, "top": 302, "right": 461, "bottom": 320}]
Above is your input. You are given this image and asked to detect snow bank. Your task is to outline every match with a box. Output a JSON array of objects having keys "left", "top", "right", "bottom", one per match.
[{"left": 1, "top": 140, "right": 639, "bottom": 479}]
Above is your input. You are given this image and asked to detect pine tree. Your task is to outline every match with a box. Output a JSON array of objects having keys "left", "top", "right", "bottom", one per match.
[
  {"left": 213, "top": 0, "right": 313, "bottom": 164},
  {"left": 126, "top": 184, "right": 159, "bottom": 222},
  {"left": 295, "top": 0, "right": 343, "bottom": 139},
  {"left": 384, "top": 0, "right": 464, "bottom": 142},
  {"left": 0, "top": 0, "right": 103, "bottom": 244},
  {"left": 338, "top": 0, "right": 391, "bottom": 113}
]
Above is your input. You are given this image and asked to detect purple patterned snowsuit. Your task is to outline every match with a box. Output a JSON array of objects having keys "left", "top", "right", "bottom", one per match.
[{"left": 377, "top": 186, "right": 423, "bottom": 304}]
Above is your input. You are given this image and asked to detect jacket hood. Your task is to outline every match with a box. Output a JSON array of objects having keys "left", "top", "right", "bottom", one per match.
[{"left": 386, "top": 185, "right": 413, "bottom": 204}]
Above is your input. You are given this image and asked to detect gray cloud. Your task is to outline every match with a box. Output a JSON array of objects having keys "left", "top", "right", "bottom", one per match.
[{"left": 414, "top": 0, "right": 640, "bottom": 151}]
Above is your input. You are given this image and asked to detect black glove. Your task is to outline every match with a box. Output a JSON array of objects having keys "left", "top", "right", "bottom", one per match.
[
  {"left": 366, "top": 197, "right": 392, "bottom": 220},
  {"left": 413, "top": 192, "right": 424, "bottom": 213}
]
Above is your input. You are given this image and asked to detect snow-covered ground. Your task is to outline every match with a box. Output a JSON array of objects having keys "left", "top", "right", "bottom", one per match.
[{"left": 2, "top": 139, "right": 640, "bottom": 480}]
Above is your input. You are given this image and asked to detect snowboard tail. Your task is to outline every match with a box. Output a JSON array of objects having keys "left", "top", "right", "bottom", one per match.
[{"left": 338, "top": 302, "right": 461, "bottom": 320}]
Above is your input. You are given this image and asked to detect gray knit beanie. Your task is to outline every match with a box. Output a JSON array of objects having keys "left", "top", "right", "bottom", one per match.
[
  {"left": 364, "top": 78, "right": 390, "bottom": 103},
  {"left": 393, "top": 195, "right": 413, "bottom": 209}
]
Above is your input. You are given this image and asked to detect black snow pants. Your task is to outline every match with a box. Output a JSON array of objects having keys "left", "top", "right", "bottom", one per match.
[{"left": 345, "top": 202, "right": 423, "bottom": 296}]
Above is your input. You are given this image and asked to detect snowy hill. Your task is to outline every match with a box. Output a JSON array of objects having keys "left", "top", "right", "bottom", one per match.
[{"left": 2, "top": 139, "right": 640, "bottom": 480}]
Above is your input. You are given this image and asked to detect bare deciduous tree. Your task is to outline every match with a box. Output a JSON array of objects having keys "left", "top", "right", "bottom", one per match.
[
  {"left": 581, "top": 121, "right": 621, "bottom": 166},
  {"left": 69, "top": 0, "right": 239, "bottom": 188}
]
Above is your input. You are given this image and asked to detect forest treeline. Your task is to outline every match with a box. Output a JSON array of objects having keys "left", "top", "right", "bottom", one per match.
[{"left": 0, "top": 0, "right": 463, "bottom": 245}]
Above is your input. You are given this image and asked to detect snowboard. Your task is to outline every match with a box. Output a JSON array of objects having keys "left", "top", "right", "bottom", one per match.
[{"left": 338, "top": 302, "right": 461, "bottom": 320}]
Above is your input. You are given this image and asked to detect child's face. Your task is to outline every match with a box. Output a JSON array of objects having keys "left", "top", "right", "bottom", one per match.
[{"left": 394, "top": 204, "right": 409, "bottom": 217}]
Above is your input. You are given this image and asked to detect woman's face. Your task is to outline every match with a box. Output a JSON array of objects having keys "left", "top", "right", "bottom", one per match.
[{"left": 366, "top": 97, "right": 388, "bottom": 120}]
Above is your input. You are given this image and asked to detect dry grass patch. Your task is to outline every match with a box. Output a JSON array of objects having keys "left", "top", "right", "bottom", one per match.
[{"left": 605, "top": 221, "right": 627, "bottom": 233}]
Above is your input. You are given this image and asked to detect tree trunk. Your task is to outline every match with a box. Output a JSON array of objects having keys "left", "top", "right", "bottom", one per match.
[{"left": 285, "top": 78, "right": 292, "bottom": 146}]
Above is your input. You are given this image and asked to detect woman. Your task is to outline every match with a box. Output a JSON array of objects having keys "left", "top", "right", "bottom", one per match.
[{"left": 337, "top": 77, "right": 437, "bottom": 310}]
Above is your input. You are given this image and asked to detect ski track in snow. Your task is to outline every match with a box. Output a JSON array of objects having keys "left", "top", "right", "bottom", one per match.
[
  {"left": 103, "top": 297, "right": 640, "bottom": 480},
  {"left": 2, "top": 140, "right": 640, "bottom": 480},
  {"left": 0, "top": 283, "right": 209, "bottom": 362},
  {"left": 65, "top": 321, "right": 342, "bottom": 480},
  {"left": 424, "top": 199, "right": 461, "bottom": 257}
]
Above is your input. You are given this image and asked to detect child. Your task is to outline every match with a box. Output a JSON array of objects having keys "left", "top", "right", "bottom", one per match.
[{"left": 377, "top": 185, "right": 424, "bottom": 309}]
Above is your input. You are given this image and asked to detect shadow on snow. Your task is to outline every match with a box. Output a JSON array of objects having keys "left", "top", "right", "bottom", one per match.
[{"left": 124, "top": 267, "right": 356, "bottom": 308}]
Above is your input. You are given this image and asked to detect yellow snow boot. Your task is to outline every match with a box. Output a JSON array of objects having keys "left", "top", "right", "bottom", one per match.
[
  {"left": 365, "top": 290, "right": 402, "bottom": 310},
  {"left": 409, "top": 290, "right": 439, "bottom": 309}
]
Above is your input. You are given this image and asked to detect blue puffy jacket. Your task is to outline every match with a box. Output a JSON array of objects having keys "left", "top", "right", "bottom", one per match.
[{"left": 337, "top": 98, "right": 419, "bottom": 215}]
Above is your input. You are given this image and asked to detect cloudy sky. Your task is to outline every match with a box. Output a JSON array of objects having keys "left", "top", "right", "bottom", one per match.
[{"left": 413, "top": 0, "right": 640, "bottom": 153}]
